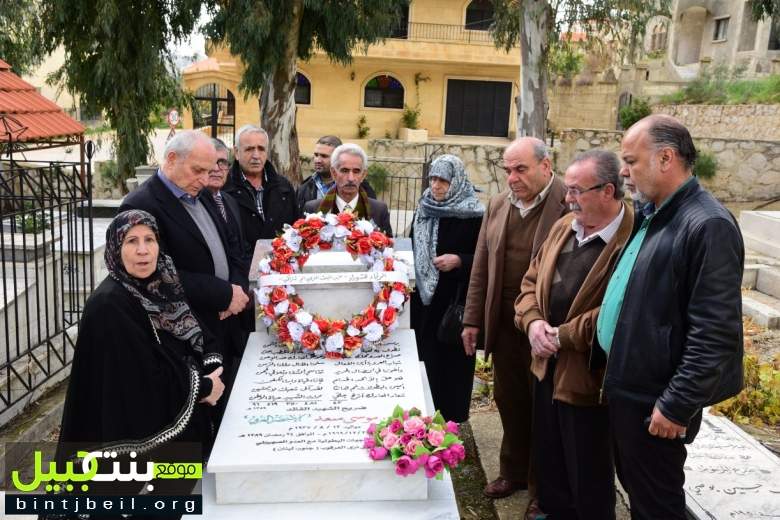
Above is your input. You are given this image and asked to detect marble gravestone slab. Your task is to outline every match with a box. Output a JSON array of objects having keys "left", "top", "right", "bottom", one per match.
[
  {"left": 684, "top": 410, "right": 780, "bottom": 519},
  {"left": 207, "top": 328, "right": 429, "bottom": 504}
]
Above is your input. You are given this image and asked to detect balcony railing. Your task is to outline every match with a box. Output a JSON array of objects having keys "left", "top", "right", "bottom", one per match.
[{"left": 388, "top": 22, "right": 495, "bottom": 45}]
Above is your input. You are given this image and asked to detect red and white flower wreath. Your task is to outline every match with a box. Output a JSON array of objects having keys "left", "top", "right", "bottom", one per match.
[{"left": 255, "top": 211, "right": 411, "bottom": 359}]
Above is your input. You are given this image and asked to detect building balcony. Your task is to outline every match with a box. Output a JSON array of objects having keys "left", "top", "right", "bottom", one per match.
[{"left": 387, "top": 22, "right": 495, "bottom": 45}]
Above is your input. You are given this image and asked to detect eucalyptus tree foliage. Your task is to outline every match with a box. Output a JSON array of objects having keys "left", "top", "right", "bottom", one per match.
[
  {"left": 41, "top": 0, "right": 201, "bottom": 188},
  {"left": 205, "top": 0, "right": 408, "bottom": 185},
  {"left": 0, "top": 0, "right": 45, "bottom": 75},
  {"left": 490, "top": 0, "right": 670, "bottom": 138},
  {"left": 749, "top": 0, "right": 780, "bottom": 19}
]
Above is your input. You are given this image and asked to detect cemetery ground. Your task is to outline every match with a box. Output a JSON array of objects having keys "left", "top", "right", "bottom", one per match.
[{"left": 0, "top": 321, "right": 777, "bottom": 520}]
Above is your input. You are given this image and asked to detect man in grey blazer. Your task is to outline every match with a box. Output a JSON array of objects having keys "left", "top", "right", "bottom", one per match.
[{"left": 303, "top": 143, "right": 393, "bottom": 236}]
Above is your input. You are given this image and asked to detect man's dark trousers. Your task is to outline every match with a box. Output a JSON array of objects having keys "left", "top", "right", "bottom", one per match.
[
  {"left": 609, "top": 396, "right": 687, "bottom": 520},
  {"left": 533, "top": 359, "right": 615, "bottom": 519}
]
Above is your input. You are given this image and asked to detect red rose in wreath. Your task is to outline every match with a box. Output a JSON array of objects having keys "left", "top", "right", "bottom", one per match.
[
  {"left": 357, "top": 237, "right": 373, "bottom": 255},
  {"left": 270, "top": 286, "right": 288, "bottom": 304},
  {"left": 344, "top": 335, "right": 363, "bottom": 350},
  {"left": 300, "top": 331, "right": 320, "bottom": 350},
  {"left": 381, "top": 307, "right": 397, "bottom": 327}
]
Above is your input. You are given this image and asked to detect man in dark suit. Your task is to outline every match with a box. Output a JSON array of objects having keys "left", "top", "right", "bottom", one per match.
[
  {"left": 207, "top": 138, "right": 252, "bottom": 274},
  {"left": 223, "top": 125, "right": 299, "bottom": 249},
  {"left": 120, "top": 131, "right": 251, "bottom": 378},
  {"left": 303, "top": 143, "right": 393, "bottom": 236}
]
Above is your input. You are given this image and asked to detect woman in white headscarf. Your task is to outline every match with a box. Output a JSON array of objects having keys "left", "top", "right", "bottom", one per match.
[{"left": 411, "top": 155, "right": 485, "bottom": 423}]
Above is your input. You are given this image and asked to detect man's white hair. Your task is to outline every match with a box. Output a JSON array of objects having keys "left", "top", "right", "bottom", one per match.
[
  {"left": 235, "top": 124, "right": 269, "bottom": 149},
  {"left": 163, "top": 130, "right": 213, "bottom": 160},
  {"left": 331, "top": 143, "right": 368, "bottom": 171}
]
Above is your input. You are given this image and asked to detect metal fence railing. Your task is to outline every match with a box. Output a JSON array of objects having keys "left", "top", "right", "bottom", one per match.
[
  {"left": 0, "top": 161, "right": 93, "bottom": 424},
  {"left": 389, "top": 22, "right": 494, "bottom": 44},
  {"left": 367, "top": 158, "right": 424, "bottom": 237}
]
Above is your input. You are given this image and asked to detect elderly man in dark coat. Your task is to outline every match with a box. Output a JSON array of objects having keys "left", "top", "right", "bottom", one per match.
[{"left": 120, "top": 130, "right": 250, "bottom": 380}]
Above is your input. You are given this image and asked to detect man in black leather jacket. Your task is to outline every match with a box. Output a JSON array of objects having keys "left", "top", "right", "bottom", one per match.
[{"left": 596, "top": 115, "right": 744, "bottom": 519}]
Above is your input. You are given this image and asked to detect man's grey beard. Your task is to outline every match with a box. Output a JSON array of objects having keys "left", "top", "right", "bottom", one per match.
[{"left": 629, "top": 189, "right": 650, "bottom": 205}]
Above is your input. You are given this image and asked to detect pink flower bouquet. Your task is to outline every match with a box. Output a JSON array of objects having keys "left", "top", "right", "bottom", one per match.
[{"left": 364, "top": 405, "right": 465, "bottom": 479}]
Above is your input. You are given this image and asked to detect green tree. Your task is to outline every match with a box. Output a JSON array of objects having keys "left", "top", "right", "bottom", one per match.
[
  {"left": 205, "top": 0, "right": 408, "bottom": 185},
  {"left": 0, "top": 0, "right": 45, "bottom": 75},
  {"left": 490, "top": 0, "right": 670, "bottom": 137},
  {"left": 40, "top": 0, "right": 201, "bottom": 189},
  {"left": 748, "top": 0, "right": 780, "bottom": 19}
]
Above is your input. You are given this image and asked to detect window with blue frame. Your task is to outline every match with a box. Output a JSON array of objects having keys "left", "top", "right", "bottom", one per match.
[{"left": 295, "top": 73, "right": 311, "bottom": 105}]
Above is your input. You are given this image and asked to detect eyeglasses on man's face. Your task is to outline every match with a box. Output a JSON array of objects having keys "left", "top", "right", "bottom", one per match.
[
  {"left": 565, "top": 183, "right": 608, "bottom": 197},
  {"left": 216, "top": 159, "right": 230, "bottom": 169}
]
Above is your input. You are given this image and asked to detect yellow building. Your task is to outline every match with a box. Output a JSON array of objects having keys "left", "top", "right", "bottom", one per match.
[{"left": 181, "top": 0, "right": 520, "bottom": 153}]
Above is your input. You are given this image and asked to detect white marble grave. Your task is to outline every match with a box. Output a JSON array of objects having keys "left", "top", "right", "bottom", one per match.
[
  {"left": 684, "top": 410, "right": 780, "bottom": 519},
  {"left": 200, "top": 365, "right": 458, "bottom": 518},
  {"left": 208, "top": 329, "right": 428, "bottom": 503}
]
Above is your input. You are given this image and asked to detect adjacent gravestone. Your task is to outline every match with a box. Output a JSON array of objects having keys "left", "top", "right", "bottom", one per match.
[{"left": 684, "top": 410, "right": 780, "bottom": 519}]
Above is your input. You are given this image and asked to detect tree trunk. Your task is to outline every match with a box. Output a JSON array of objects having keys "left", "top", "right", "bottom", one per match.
[
  {"left": 516, "top": 0, "right": 552, "bottom": 138},
  {"left": 259, "top": 0, "right": 304, "bottom": 186}
]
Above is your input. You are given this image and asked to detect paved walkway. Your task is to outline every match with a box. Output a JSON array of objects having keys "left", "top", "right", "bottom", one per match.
[{"left": 468, "top": 408, "right": 631, "bottom": 520}]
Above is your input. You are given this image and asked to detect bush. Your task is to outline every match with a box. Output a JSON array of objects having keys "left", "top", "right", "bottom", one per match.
[
  {"left": 14, "top": 201, "right": 51, "bottom": 233},
  {"left": 401, "top": 104, "right": 420, "bottom": 129},
  {"left": 618, "top": 98, "right": 652, "bottom": 129},
  {"left": 357, "top": 115, "right": 370, "bottom": 138},
  {"left": 99, "top": 159, "right": 121, "bottom": 187},
  {"left": 548, "top": 43, "right": 584, "bottom": 80},
  {"left": 660, "top": 65, "right": 780, "bottom": 105},
  {"left": 712, "top": 354, "right": 780, "bottom": 427},
  {"left": 366, "top": 163, "right": 389, "bottom": 194},
  {"left": 693, "top": 149, "right": 718, "bottom": 180}
]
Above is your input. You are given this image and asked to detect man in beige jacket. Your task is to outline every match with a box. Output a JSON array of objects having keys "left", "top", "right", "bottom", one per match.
[
  {"left": 462, "top": 137, "right": 567, "bottom": 511},
  {"left": 516, "top": 150, "right": 633, "bottom": 519}
]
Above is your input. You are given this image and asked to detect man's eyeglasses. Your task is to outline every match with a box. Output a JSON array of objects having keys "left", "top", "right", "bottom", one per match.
[
  {"left": 565, "top": 183, "right": 608, "bottom": 197},
  {"left": 216, "top": 159, "right": 230, "bottom": 169}
]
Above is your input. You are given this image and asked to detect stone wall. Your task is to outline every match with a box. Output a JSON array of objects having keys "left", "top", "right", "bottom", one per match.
[
  {"left": 91, "top": 160, "right": 125, "bottom": 199},
  {"left": 557, "top": 128, "right": 780, "bottom": 201},
  {"left": 368, "top": 139, "right": 507, "bottom": 203},
  {"left": 653, "top": 105, "right": 780, "bottom": 142},
  {"left": 548, "top": 83, "right": 620, "bottom": 132}
]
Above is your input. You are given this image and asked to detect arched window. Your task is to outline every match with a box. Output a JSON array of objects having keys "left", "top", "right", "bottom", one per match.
[
  {"left": 651, "top": 23, "right": 668, "bottom": 51},
  {"left": 295, "top": 72, "right": 311, "bottom": 105},
  {"left": 465, "top": 0, "right": 494, "bottom": 31},
  {"left": 364, "top": 74, "right": 404, "bottom": 109}
]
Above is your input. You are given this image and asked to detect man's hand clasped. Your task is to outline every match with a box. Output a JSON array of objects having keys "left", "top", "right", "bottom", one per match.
[
  {"left": 528, "top": 319, "right": 559, "bottom": 358},
  {"left": 220, "top": 284, "right": 250, "bottom": 320}
]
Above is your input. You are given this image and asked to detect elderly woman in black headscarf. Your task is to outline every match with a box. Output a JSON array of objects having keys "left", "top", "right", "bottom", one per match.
[
  {"left": 56, "top": 210, "right": 224, "bottom": 478},
  {"left": 411, "top": 155, "right": 485, "bottom": 423}
]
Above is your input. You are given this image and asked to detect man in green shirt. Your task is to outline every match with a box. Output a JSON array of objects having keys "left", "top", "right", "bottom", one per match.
[{"left": 597, "top": 115, "right": 744, "bottom": 519}]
